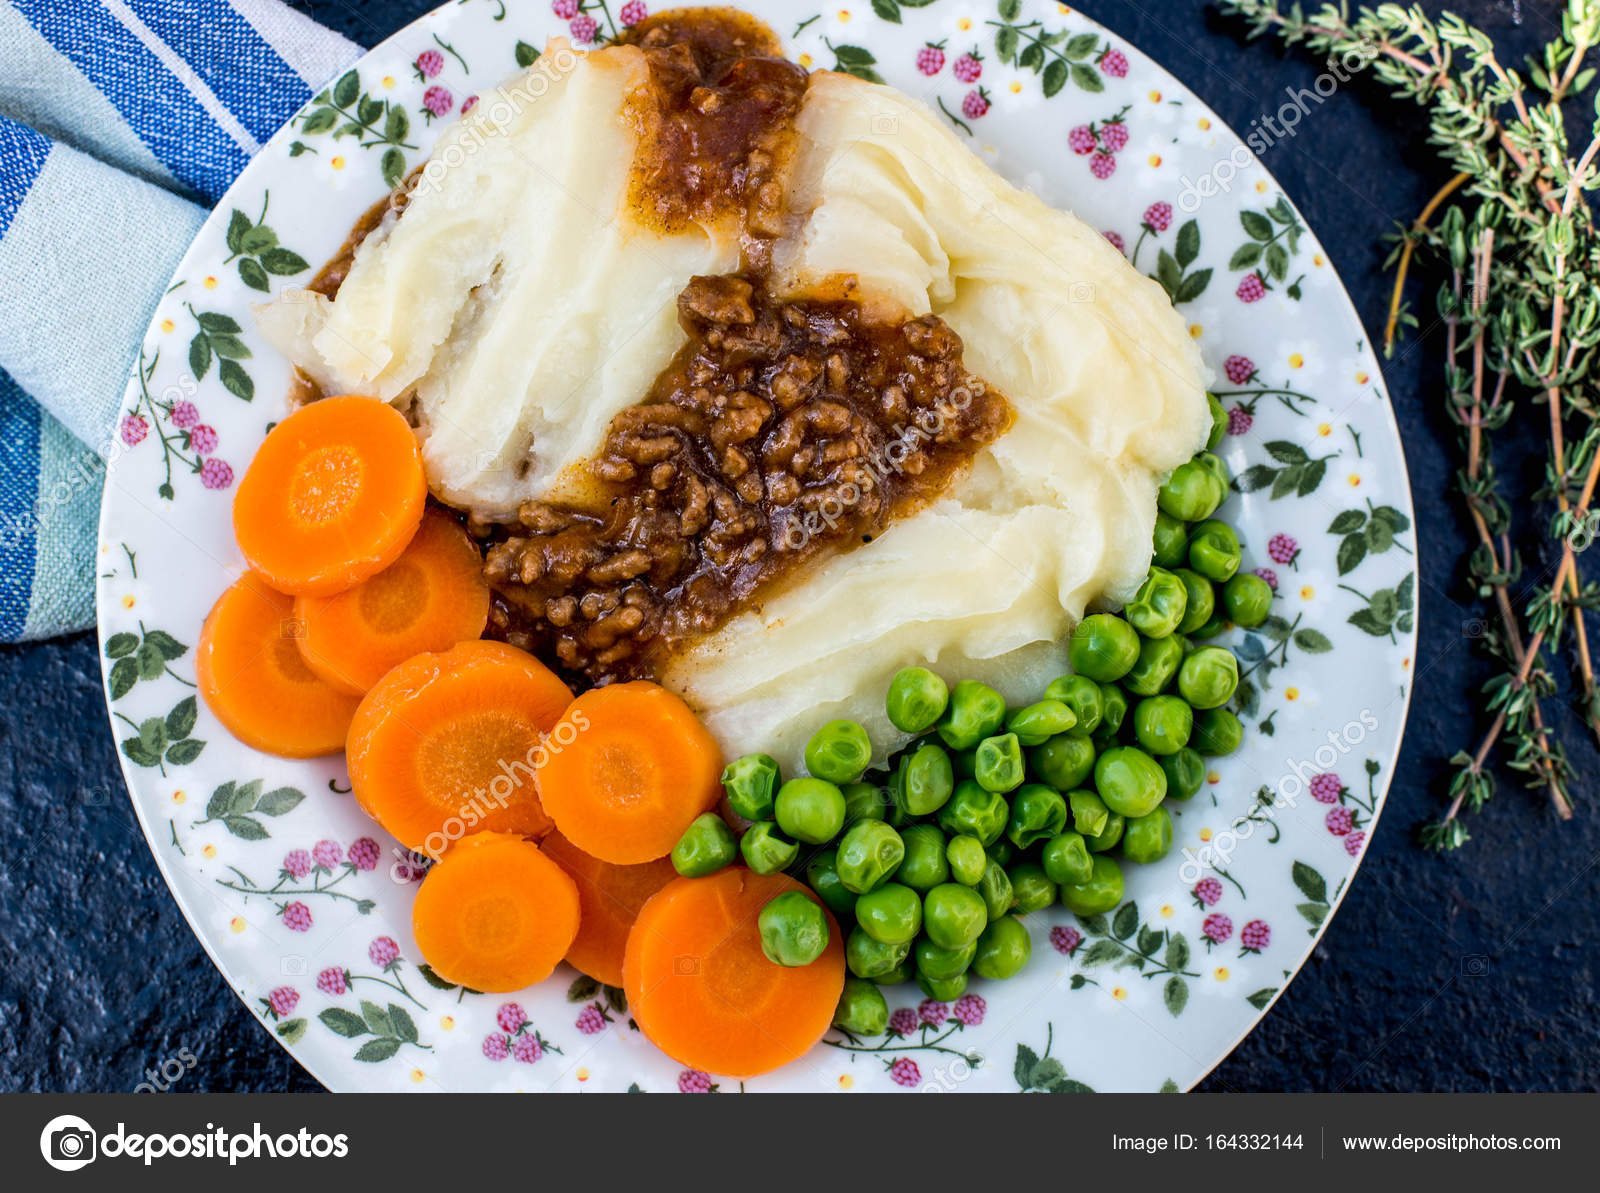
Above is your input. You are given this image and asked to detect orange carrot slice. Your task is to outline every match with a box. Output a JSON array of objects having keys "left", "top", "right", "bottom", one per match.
[
  {"left": 233, "top": 394, "right": 426, "bottom": 596},
  {"left": 346, "top": 640, "right": 574, "bottom": 856},
  {"left": 196, "top": 576, "right": 361, "bottom": 757},
  {"left": 295, "top": 508, "right": 490, "bottom": 695},
  {"left": 411, "top": 832, "right": 580, "bottom": 992},
  {"left": 534, "top": 681, "right": 724, "bottom": 865},
  {"left": 624, "top": 869, "right": 845, "bottom": 1078},
  {"left": 540, "top": 830, "right": 678, "bottom": 988}
]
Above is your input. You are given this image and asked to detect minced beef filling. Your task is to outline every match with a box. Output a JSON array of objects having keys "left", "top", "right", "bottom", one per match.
[{"left": 481, "top": 276, "right": 1010, "bottom": 680}]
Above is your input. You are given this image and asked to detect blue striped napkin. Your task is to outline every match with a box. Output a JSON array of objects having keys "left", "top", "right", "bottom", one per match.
[{"left": 0, "top": 0, "right": 360, "bottom": 642}]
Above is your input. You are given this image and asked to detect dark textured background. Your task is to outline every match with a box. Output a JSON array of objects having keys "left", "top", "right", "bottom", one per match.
[{"left": 3, "top": 0, "right": 1597, "bottom": 1093}]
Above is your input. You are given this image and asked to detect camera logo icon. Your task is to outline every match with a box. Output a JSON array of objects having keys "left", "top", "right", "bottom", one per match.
[{"left": 40, "top": 1114, "right": 97, "bottom": 1172}]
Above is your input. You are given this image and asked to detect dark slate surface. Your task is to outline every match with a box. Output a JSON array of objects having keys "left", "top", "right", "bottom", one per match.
[{"left": 2, "top": 0, "right": 1596, "bottom": 1093}]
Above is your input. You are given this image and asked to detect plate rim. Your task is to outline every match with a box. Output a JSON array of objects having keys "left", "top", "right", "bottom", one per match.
[{"left": 94, "top": 0, "right": 1418, "bottom": 1093}]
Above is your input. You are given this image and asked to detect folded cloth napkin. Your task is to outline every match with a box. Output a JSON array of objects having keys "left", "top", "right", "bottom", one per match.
[{"left": 0, "top": 0, "right": 359, "bottom": 641}]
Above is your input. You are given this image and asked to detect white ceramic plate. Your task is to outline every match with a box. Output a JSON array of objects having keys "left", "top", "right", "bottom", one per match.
[{"left": 97, "top": 0, "right": 1416, "bottom": 1092}]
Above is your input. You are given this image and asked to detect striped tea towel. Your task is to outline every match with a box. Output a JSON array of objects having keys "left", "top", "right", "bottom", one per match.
[{"left": 0, "top": 0, "right": 360, "bottom": 642}]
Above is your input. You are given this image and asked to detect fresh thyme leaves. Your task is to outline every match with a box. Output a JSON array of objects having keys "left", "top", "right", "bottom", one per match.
[{"left": 1220, "top": 1, "right": 1600, "bottom": 847}]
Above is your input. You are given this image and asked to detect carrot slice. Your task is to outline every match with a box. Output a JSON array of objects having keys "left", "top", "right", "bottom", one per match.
[
  {"left": 412, "top": 832, "right": 580, "bottom": 992},
  {"left": 346, "top": 640, "right": 574, "bottom": 856},
  {"left": 535, "top": 681, "right": 723, "bottom": 865},
  {"left": 196, "top": 576, "right": 362, "bottom": 757},
  {"left": 295, "top": 508, "right": 490, "bottom": 695},
  {"left": 624, "top": 869, "right": 845, "bottom": 1078},
  {"left": 540, "top": 830, "right": 678, "bottom": 987},
  {"left": 233, "top": 394, "right": 426, "bottom": 596}
]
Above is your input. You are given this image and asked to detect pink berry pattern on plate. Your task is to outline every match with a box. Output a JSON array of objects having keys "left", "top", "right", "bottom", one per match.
[{"left": 99, "top": 0, "right": 1414, "bottom": 1094}]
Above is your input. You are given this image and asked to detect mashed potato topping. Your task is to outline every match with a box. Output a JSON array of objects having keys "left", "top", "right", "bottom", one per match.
[{"left": 256, "top": 14, "right": 1209, "bottom": 771}]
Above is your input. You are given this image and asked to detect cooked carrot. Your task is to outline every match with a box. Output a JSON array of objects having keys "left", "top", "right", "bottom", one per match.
[
  {"left": 535, "top": 681, "right": 723, "bottom": 865},
  {"left": 294, "top": 508, "right": 490, "bottom": 695},
  {"left": 411, "top": 832, "right": 580, "bottom": 992},
  {"left": 233, "top": 394, "right": 426, "bottom": 596},
  {"left": 540, "top": 830, "right": 678, "bottom": 987},
  {"left": 196, "top": 575, "right": 362, "bottom": 757},
  {"left": 624, "top": 868, "right": 845, "bottom": 1077},
  {"left": 346, "top": 640, "right": 574, "bottom": 855}
]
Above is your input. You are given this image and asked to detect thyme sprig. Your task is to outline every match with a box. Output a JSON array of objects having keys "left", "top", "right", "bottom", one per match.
[{"left": 1220, "top": 2, "right": 1600, "bottom": 847}]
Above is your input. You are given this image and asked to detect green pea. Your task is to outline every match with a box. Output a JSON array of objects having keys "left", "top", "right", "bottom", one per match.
[
  {"left": 1005, "top": 699, "right": 1077, "bottom": 747},
  {"left": 739, "top": 821, "right": 797, "bottom": 874},
  {"left": 1159, "top": 747, "right": 1206, "bottom": 801},
  {"left": 1008, "top": 862, "right": 1057, "bottom": 914},
  {"left": 1068, "top": 789, "right": 1111, "bottom": 838},
  {"left": 1223, "top": 572, "right": 1273, "bottom": 628},
  {"left": 917, "top": 971, "right": 968, "bottom": 1001},
  {"left": 946, "top": 834, "right": 986, "bottom": 885},
  {"left": 1206, "top": 392, "right": 1227, "bottom": 451},
  {"left": 922, "top": 883, "right": 989, "bottom": 950},
  {"left": 854, "top": 882, "right": 922, "bottom": 945},
  {"left": 1152, "top": 509, "right": 1189, "bottom": 569},
  {"left": 985, "top": 837, "right": 1015, "bottom": 868},
  {"left": 974, "top": 732, "right": 1026, "bottom": 793},
  {"left": 806, "top": 848, "right": 858, "bottom": 920},
  {"left": 758, "top": 891, "right": 829, "bottom": 966},
  {"left": 1006, "top": 783, "right": 1068, "bottom": 849},
  {"left": 976, "top": 858, "right": 1014, "bottom": 921},
  {"left": 1133, "top": 695, "right": 1194, "bottom": 755},
  {"left": 775, "top": 777, "right": 847, "bottom": 844},
  {"left": 884, "top": 764, "right": 911, "bottom": 827},
  {"left": 936, "top": 779, "right": 1010, "bottom": 846},
  {"left": 1178, "top": 646, "right": 1239, "bottom": 709},
  {"left": 1028, "top": 733, "right": 1096, "bottom": 791},
  {"left": 1195, "top": 449, "right": 1230, "bottom": 491},
  {"left": 1086, "top": 809, "right": 1125, "bottom": 852},
  {"left": 835, "top": 820, "right": 905, "bottom": 894},
  {"left": 875, "top": 957, "right": 916, "bottom": 986},
  {"left": 721, "top": 753, "right": 779, "bottom": 821},
  {"left": 1044, "top": 674, "right": 1103, "bottom": 736},
  {"left": 1041, "top": 831, "right": 1094, "bottom": 885},
  {"left": 1094, "top": 746, "right": 1168, "bottom": 817},
  {"left": 899, "top": 741, "right": 955, "bottom": 815},
  {"left": 1174, "top": 568, "right": 1216, "bottom": 635},
  {"left": 1158, "top": 460, "right": 1225, "bottom": 522},
  {"left": 804, "top": 719, "right": 872, "bottom": 785},
  {"left": 914, "top": 935, "right": 977, "bottom": 980},
  {"left": 846, "top": 926, "right": 911, "bottom": 980},
  {"left": 1189, "top": 612, "right": 1227, "bottom": 639},
  {"left": 833, "top": 977, "right": 888, "bottom": 1035},
  {"left": 1096, "top": 683, "right": 1129, "bottom": 738},
  {"left": 1121, "top": 805, "right": 1174, "bottom": 865},
  {"left": 1193, "top": 708, "right": 1244, "bottom": 756},
  {"left": 1188, "top": 519, "right": 1241, "bottom": 583},
  {"left": 886, "top": 666, "right": 950, "bottom": 734},
  {"left": 1125, "top": 568, "right": 1189, "bottom": 639},
  {"left": 972, "top": 915, "right": 1031, "bottom": 980},
  {"left": 897, "top": 824, "right": 949, "bottom": 891},
  {"left": 1123, "top": 633, "right": 1185, "bottom": 697},
  {"left": 1059, "top": 854, "right": 1125, "bottom": 915},
  {"left": 936, "top": 679, "right": 1007, "bottom": 750},
  {"left": 842, "top": 781, "right": 887, "bottom": 824},
  {"left": 1068, "top": 614, "right": 1141, "bottom": 682},
  {"left": 671, "top": 812, "right": 738, "bottom": 877}
]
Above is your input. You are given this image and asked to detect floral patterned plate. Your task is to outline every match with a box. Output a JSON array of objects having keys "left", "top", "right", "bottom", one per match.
[{"left": 96, "top": 0, "right": 1416, "bottom": 1093}]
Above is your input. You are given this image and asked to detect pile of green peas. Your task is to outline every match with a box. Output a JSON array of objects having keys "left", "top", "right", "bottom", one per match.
[{"left": 667, "top": 428, "right": 1260, "bottom": 1035}]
